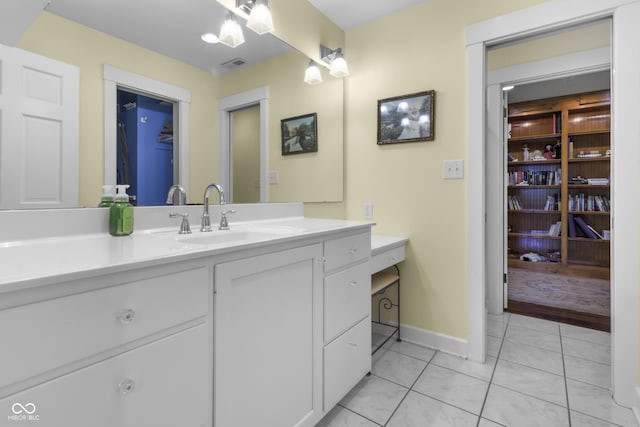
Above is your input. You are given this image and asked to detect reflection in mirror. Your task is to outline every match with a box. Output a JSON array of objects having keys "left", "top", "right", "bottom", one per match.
[{"left": 5, "top": 0, "right": 344, "bottom": 209}]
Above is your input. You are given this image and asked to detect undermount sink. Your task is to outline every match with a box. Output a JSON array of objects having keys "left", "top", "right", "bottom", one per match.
[{"left": 176, "top": 230, "right": 277, "bottom": 245}]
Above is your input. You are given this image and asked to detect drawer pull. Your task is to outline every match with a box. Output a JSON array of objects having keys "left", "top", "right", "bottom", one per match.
[
  {"left": 117, "top": 309, "right": 136, "bottom": 324},
  {"left": 349, "top": 248, "right": 358, "bottom": 255},
  {"left": 348, "top": 343, "right": 358, "bottom": 348},
  {"left": 349, "top": 281, "right": 358, "bottom": 287},
  {"left": 118, "top": 378, "right": 136, "bottom": 395}
]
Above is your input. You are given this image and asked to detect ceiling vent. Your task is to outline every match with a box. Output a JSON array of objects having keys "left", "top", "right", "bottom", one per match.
[{"left": 221, "top": 58, "right": 246, "bottom": 68}]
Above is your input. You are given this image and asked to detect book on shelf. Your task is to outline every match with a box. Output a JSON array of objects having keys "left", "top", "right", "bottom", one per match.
[
  {"left": 567, "top": 213, "right": 576, "bottom": 238},
  {"left": 573, "top": 216, "right": 599, "bottom": 239},
  {"left": 548, "top": 221, "right": 562, "bottom": 236},
  {"left": 587, "top": 178, "right": 609, "bottom": 186},
  {"left": 543, "top": 194, "right": 560, "bottom": 211},
  {"left": 508, "top": 169, "right": 561, "bottom": 186},
  {"left": 507, "top": 195, "right": 522, "bottom": 210}
]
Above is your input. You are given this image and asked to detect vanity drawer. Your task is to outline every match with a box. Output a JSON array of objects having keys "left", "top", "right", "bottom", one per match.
[
  {"left": 0, "top": 323, "right": 209, "bottom": 427},
  {"left": 323, "top": 317, "right": 371, "bottom": 411},
  {"left": 324, "top": 232, "right": 370, "bottom": 272},
  {"left": 0, "top": 266, "right": 208, "bottom": 389},
  {"left": 324, "top": 261, "right": 370, "bottom": 343},
  {"left": 370, "top": 245, "right": 405, "bottom": 274}
]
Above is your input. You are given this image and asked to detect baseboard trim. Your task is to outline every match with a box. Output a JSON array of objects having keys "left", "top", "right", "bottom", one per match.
[{"left": 399, "top": 323, "right": 468, "bottom": 358}]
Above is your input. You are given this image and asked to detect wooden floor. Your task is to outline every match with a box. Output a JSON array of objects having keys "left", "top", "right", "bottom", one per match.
[{"left": 506, "top": 299, "right": 610, "bottom": 332}]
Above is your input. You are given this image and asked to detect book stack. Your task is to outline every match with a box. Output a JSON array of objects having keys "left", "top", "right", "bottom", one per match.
[
  {"left": 567, "top": 214, "right": 606, "bottom": 239},
  {"left": 543, "top": 194, "right": 560, "bottom": 211},
  {"left": 587, "top": 178, "right": 609, "bottom": 186},
  {"left": 548, "top": 221, "right": 562, "bottom": 236},
  {"left": 507, "top": 195, "right": 522, "bottom": 210}
]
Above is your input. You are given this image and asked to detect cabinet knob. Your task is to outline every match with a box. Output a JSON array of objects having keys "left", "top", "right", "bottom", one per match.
[
  {"left": 118, "top": 378, "right": 136, "bottom": 395},
  {"left": 349, "top": 248, "right": 358, "bottom": 255},
  {"left": 117, "top": 309, "right": 136, "bottom": 324},
  {"left": 348, "top": 343, "right": 358, "bottom": 348},
  {"left": 317, "top": 257, "right": 327, "bottom": 265},
  {"left": 349, "top": 281, "right": 358, "bottom": 287}
]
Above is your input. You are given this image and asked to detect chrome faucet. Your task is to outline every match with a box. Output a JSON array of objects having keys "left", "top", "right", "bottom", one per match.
[
  {"left": 166, "top": 185, "right": 187, "bottom": 205},
  {"left": 201, "top": 183, "right": 226, "bottom": 232}
]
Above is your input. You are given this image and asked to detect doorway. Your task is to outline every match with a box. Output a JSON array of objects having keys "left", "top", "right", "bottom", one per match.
[
  {"left": 117, "top": 89, "right": 175, "bottom": 206},
  {"left": 466, "top": 0, "right": 640, "bottom": 407},
  {"left": 230, "top": 105, "right": 261, "bottom": 203},
  {"left": 502, "top": 72, "right": 611, "bottom": 332}
]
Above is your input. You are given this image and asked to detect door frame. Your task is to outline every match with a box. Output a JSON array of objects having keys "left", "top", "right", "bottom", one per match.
[
  {"left": 104, "top": 65, "right": 191, "bottom": 199},
  {"left": 466, "top": 0, "right": 640, "bottom": 407},
  {"left": 217, "top": 87, "right": 268, "bottom": 203}
]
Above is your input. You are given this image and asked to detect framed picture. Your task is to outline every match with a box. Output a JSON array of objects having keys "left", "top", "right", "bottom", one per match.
[
  {"left": 281, "top": 113, "right": 318, "bottom": 155},
  {"left": 377, "top": 90, "right": 435, "bottom": 144}
]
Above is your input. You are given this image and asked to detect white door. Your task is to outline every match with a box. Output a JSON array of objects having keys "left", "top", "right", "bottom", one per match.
[{"left": 0, "top": 44, "right": 79, "bottom": 209}]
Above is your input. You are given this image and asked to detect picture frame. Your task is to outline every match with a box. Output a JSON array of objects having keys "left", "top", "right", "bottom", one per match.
[
  {"left": 377, "top": 90, "right": 435, "bottom": 145},
  {"left": 281, "top": 113, "right": 318, "bottom": 155}
]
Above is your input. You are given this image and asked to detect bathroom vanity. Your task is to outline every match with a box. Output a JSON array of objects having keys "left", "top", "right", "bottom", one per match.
[{"left": 0, "top": 203, "right": 371, "bottom": 427}]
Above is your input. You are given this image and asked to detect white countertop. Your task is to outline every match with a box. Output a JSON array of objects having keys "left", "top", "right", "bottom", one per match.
[
  {"left": 371, "top": 234, "right": 409, "bottom": 255},
  {"left": 0, "top": 217, "right": 370, "bottom": 293}
]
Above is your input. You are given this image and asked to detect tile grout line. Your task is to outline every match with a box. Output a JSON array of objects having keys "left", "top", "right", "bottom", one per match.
[
  {"left": 559, "top": 323, "right": 572, "bottom": 427},
  {"left": 380, "top": 348, "right": 437, "bottom": 426}
]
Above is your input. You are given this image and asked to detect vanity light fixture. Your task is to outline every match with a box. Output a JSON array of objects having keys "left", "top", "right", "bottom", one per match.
[
  {"left": 219, "top": 12, "right": 245, "bottom": 48},
  {"left": 320, "top": 45, "right": 350, "bottom": 78},
  {"left": 304, "top": 60, "right": 323, "bottom": 85},
  {"left": 237, "top": 0, "right": 275, "bottom": 35}
]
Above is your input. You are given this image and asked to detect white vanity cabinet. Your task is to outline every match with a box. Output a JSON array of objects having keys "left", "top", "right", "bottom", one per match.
[
  {"left": 0, "top": 262, "right": 212, "bottom": 427},
  {"left": 213, "top": 230, "right": 372, "bottom": 427}
]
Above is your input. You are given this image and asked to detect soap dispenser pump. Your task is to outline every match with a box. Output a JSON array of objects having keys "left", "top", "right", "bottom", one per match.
[
  {"left": 109, "top": 185, "right": 133, "bottom": 236},
  {"left": 98, "top": 185, "right": 115, "bottom": 207}
]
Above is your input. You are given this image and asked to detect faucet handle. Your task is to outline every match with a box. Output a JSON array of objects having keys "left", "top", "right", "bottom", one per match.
[
  {"left": 169, "top": 212, "right": 192, "bottom": 234},
  {"left": 219, "top": 210, "right": 236, "bottom": 230}
]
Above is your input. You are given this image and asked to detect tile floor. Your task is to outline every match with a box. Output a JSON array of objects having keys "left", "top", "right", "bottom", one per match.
[{"left": 317, "top": 312, "right": 637, "bottom": 427}]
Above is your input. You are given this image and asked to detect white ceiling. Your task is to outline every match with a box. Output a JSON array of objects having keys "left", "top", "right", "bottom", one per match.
[
  {"left": 309, "top": 0, "right": 430, "bottom": 30},
  {"left": 9, "top": 0, "right": 427, "bottom": 75}
]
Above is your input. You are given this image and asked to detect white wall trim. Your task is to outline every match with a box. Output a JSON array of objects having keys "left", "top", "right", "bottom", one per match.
[
  {"left": 217, "top": 87, "right": 269, "bottom": 203},
  {"left": 399, "top": 324, "right": 468, "bottom": 358},
  {"left": 103, "top": 65, "right": 191, "bottom": 199},
  {"left": 633, "top": 386, "right": 640, "bottom": 425},
  {"left": 466, "top": 0, "right": 634, "bottom": 46},
  {"left": 466, "top": 0, "right": 640, "bottom": 407}
]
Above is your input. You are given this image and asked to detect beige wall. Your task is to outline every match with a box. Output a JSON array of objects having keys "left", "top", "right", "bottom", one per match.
[
  {"left": 220, "top": 50, "right": 344, "bottom": 203},
  {"left": 343, "top": 0, "right": 549, "bottom": 340},
  {"left": 232, "top": 106, "right": 261, "bottom": 203},
  {"left": 18, "top": 12, "right": 219, "bottom": 206}
]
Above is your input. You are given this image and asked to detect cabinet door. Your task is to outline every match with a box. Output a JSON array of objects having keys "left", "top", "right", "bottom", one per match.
[
  {"left": 0, "top": 324, "right": 209, "bottom": 427},
  {"left": 214, "top": 244, "right": 323, "bottom": 427}
]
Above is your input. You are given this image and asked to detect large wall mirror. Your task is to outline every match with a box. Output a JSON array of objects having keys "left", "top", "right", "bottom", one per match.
[{"left": 3, "top": 0, "right": 343, "bottom": 209}]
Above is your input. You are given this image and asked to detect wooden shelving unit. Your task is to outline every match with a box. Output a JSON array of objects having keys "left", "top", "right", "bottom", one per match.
[{"left": 507, "top": 90, "right": 610, "bottom": 278}]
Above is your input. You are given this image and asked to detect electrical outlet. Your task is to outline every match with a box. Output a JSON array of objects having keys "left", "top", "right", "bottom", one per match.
[
  {"left": 363, "top": 203, "right": 373, "bottom": 219},
  {"left": 268, "top": 171, "right": 279, "bottom": 184},
  {"left": 443, "top": 160, "right": 464, "bottom": 179}
]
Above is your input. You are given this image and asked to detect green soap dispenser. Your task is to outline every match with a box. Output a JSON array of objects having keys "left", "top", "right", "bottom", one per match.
[
  {"left": 98, "top": 185, "right": 115, "bottom": 207},
  {"left": 109, "top": 185, "right": 133, "bottom": 236}
]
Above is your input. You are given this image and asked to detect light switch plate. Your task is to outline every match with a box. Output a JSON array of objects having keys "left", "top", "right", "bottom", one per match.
[
  {"left": 268, "top": 171, "right": 279, "bottom": 184},
  {"left": 363, "top": 203, "right": 373, "bottom": 219},
  {"left": 443, "top": 160, "right": 464, "bottom": 179}
]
